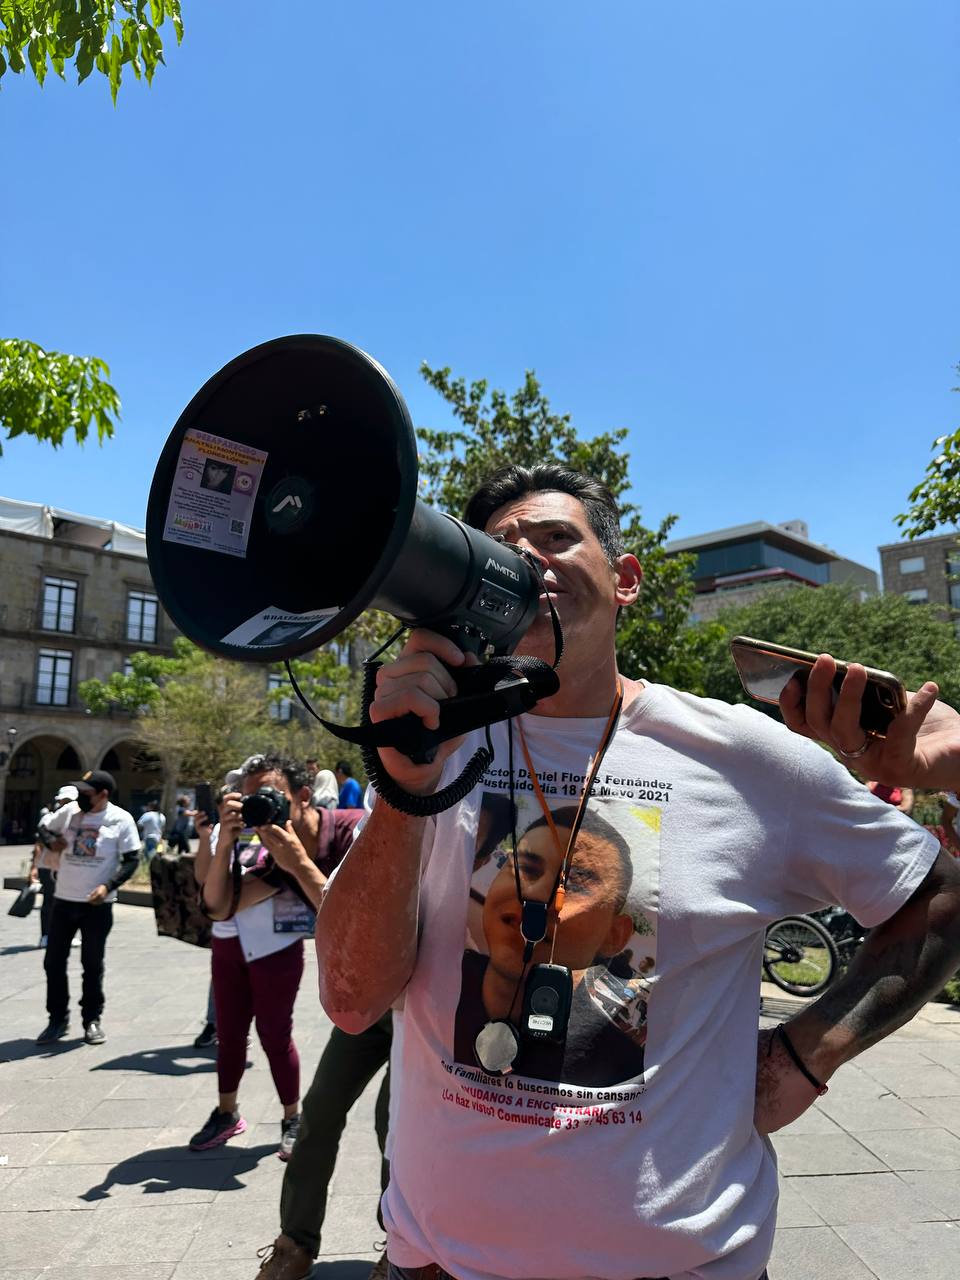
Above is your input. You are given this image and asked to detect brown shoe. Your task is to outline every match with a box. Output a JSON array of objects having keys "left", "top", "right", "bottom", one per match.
[{"left": 256, "top": 1234, "right": 313, "bottom": 1280}]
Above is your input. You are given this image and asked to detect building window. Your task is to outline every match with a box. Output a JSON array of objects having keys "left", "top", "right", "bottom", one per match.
[
  {"left": 127, "top": 591, "right": 158, "bottom": 643},
  {"left": 11, "top": 744, "right": 37, "bottom": 777},
  {"left": 41, "top": 577, "right": 77, "bottom": 632},
  {"left": 898, "top": 556, "right": 925, "bottom": 575},
  {"left": 950, "top": 583, "right": 960, "bottom": 611},
  {"left": 902, "top": 588, "right": 929, "bottom": 604},
  {"left": 268, "top": 672, "right": 292, "bottom": 721},
  {"left": 36, "top": 649, "right": 73, "bottom": 705}
]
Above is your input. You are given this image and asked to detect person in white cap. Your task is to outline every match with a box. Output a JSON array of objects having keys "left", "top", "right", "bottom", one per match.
[{"left": 30, "top": 785, "right": 78, "bottom": 948}]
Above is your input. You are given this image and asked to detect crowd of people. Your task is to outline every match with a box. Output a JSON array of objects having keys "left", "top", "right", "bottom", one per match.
[
  {"left": 13, "top": 462, "right": 960, "bottom": 1280},
  {"left": 23, "top": 752, "right": 384, "bottom": 1279}
]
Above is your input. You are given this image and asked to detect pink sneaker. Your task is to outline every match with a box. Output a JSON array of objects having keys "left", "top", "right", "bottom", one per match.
[{"left": 188, "top": 1107, "right": 247, "bottom": 1150}]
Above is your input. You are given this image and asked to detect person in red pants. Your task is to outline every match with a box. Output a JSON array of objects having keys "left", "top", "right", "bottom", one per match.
[{"left": 189, "top": 756, "right": 329, "bottom": 1160}]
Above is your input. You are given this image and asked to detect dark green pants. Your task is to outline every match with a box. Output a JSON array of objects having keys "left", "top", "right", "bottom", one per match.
[{"left": 281, "top": 1012, "right": 392, "bottom": 1258}]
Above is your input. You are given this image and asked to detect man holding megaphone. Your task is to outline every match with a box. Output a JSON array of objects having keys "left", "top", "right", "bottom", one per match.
[
  {"left": 144, "top": 337, "right": 960, "bottom": 1280},
  {"left": 314, "top": 463, "right": 960, "bottom": 1280}
]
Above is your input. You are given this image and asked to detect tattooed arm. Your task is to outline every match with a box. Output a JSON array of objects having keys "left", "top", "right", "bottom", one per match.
[{"left": 755, "top": 849, "right": 960, "bottom": 1134}]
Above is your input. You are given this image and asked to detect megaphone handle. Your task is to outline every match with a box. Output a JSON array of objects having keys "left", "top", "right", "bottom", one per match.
[
  {"left": 283, "top": 653, "right": 559, "bottom": 816},
  {"left": 361, "top": 674, "right": 546, "bottom": 761}
]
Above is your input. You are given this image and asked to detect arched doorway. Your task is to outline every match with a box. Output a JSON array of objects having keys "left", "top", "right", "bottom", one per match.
[
  {"left": 2, "top": 733, "right": 87, "bottom": 841},
  {"left": 97, "top": 739, "right": 163, "bottom": 817}
]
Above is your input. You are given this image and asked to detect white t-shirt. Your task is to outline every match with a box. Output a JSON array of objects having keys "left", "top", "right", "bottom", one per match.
[
  {"left": 138, "top": 810, "right": 166, "bottom": 840},
  {"left": 379, "top": 685, "right": 939, "bottom": 1280},
  {"left": 43, "top": 801, "right": 140, "bottom": 905},
  {"left": 207, "top": 826, "right": 308, "bottom": 961}
]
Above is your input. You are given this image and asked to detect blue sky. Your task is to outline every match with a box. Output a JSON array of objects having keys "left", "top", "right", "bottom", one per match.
[{"left": 2, "top": 1, "right": 957, "bottom": 575}]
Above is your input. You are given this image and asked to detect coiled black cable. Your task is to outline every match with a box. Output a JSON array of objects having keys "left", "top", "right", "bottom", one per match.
[{"left": 357, "top": 658, "right": 497, "bottom": 816}]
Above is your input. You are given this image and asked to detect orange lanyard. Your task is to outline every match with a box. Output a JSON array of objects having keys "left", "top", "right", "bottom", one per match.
[{"left": 516, "top": 680, "right": 623, "bottom": 939}]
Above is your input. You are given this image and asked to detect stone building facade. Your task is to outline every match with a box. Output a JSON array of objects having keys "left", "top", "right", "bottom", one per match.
[
  {"left": 878, "top": 531, "right": 960, "bottom": 630},
  {"left": 0, "top": 499, "right": 174, "bottom": 836},
  {"left": 0, "top": 496, "right": 357, "bottom": 840}
]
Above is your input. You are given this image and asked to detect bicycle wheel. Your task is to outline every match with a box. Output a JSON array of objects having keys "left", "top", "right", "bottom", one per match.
[{"left": 763, "top": 915, "right": 839, "bottom": 996}]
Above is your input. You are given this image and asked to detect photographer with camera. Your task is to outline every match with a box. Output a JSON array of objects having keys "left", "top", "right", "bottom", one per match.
[{"left": 188, "top": 756, "right": 318, "bottom": 1155}]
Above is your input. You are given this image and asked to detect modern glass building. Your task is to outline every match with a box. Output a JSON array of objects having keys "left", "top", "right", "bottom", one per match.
[{"left": 665, "top": 519, "right": 878, "bottom": 621}]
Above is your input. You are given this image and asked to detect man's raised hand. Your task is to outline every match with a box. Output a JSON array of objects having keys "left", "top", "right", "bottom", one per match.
[
  {"left": 779, "top": 654, "right": 960, "bottom": 789},
  {"left": 368, "top": 628, "right": 479, "bottom": 795},
  {"left": 216, "top": 791, "right": 244, "bottom": 852},
  {"left": 257, "top": 821, "right": 308, "bottom": 872}
]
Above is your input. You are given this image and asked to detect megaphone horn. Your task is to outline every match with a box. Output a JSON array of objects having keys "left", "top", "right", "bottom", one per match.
[{"left": 146, "top": 336, "right": 561, "bottom": 811}]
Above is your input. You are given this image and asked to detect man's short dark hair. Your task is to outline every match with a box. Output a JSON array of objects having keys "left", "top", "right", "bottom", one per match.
[
  {"left": 522, "top": 805, "right": 633, "bottom": 909},
  {"left": 335, "top": 760, "right": 353, "bottom": 777},
  {"left": 254, "top": 754, "right": 311, "bottom": 795},
  {"left": 463, "top": 464, "right": 624, "bottom": 564}
]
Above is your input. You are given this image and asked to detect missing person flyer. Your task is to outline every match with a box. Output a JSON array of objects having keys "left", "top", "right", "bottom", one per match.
[{"left": 162, "top": 429, "right": 267, "bottom": 558}]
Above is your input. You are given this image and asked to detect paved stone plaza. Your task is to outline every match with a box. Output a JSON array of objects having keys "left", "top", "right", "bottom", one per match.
[{"left": 4, "top": 855, "right": 960, "bottom": 1279}]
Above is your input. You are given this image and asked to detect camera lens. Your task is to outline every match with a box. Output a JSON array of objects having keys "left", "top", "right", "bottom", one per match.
[
  {"left": 241, "top": 792, "right": 275, "bottom": 827},
  {"left": 531, "top": 986, "right": 559, "bottom": 1015}
]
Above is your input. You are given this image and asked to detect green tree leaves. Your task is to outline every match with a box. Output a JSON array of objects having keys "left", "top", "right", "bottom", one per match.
[
  {"left": 80, "top": 640, "right": 277, "bottom": 787},
  {"left": 1, "top": 5, "right": 183, "bottom": 453},
  {"left": 78, "top": 649, "right": 167, "bottom": 716},
  {"left": 897, "top": 430, "right": 960, "bottom": 539},
  {"left": 79, "top": 639, "right": 368, "bottom": 789},
  {"left": 897, "top": 363, "right": 960, "bottom": 539},
  {"left": 416, "top": 362, "right": 698, "bottom": 685},
  {"left": 693, "top": 584, "right": 960, "bottom": 712},
  {"left": 0, "top": 0, "right": 184, "bottom": 102},
  {"left": 0, "top": 338, "right": 121, "bottom": 453}
]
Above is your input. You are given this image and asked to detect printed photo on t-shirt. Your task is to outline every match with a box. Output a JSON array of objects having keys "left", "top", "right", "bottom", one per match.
[
  {"left": 453, "top": 788, "right": 660, "bottom": 1088},
  {"left": 72, "top": 828, "right": 100, "bottom": 860}
]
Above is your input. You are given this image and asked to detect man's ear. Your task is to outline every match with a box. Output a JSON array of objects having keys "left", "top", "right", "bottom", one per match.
[
  {"left": 297, "top": 785, "right": 313, "bottom": 806},
  {"left": 613, "top": 554, "right": 642, "bottom": 608},
  {"left": 601, "top": 913, "right": 635, "bottom": 960}
]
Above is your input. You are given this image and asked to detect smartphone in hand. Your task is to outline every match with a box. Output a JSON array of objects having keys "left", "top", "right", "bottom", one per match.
[
  {"left": 729, "top": 636, "right": 906, "bottom": 738},
  {"left": 195, "top": 783, "right": 217, "bottom": 827}
]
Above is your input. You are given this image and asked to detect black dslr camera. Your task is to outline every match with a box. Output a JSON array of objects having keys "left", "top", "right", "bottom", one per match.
[
  {"left": 240, "top": 785, "right": 290, "bottom": 829},
  {"left": 238, "top": 784, "right": 313, "bottom": 909}
]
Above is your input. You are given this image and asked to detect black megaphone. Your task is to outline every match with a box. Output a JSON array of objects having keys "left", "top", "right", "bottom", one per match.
[{"left": 145, "top": 336, "right": 560, "bottom": 793}]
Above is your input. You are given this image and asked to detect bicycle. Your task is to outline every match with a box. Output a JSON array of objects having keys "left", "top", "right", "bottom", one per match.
[
  {"left": 762, "top": 913, "right": 840, "bottom": 997},
  {"left": 811, "top": 905, "right": 865, "bottom": 968}
]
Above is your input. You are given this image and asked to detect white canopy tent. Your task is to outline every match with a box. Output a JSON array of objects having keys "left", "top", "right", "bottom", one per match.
[{"left": 0, "top": 496, "right": 147, "bottom": 557}]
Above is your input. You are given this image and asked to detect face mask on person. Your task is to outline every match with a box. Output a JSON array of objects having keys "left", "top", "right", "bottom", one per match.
[{"left": 77, "top": 792, "right": 95, "bottom": 813}]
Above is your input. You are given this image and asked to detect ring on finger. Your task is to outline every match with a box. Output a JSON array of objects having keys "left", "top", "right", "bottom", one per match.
[{"left": 837, "top": 735, "right": 871, "bottom": 759}]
